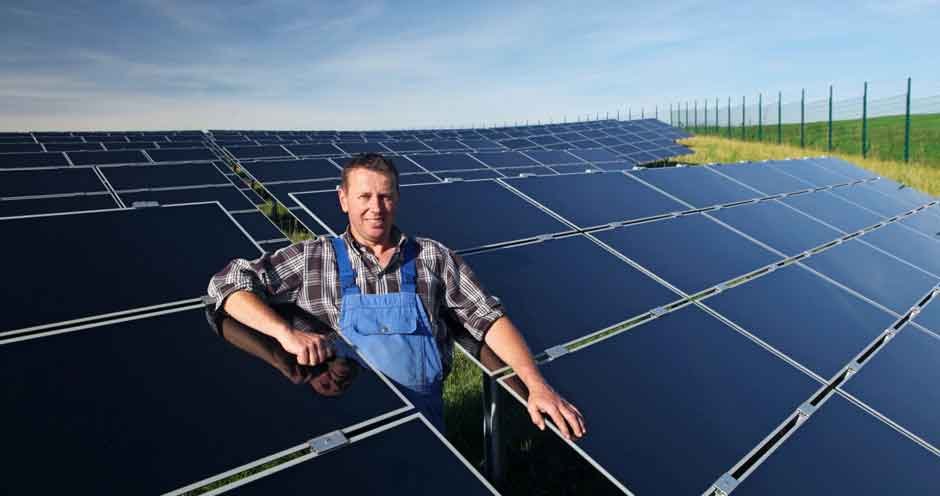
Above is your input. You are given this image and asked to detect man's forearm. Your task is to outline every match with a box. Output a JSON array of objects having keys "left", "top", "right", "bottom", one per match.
[
  {"left": 222, "top": 290, "right": 292, "bottom": 342},
  {"left": 483, "top": 316, "right": 549, "bottom": 391}
]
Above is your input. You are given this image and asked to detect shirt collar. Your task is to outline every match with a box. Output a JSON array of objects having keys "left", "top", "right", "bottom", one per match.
[{"left": 341, "top": 225, "right": 407, "bottom": 255}]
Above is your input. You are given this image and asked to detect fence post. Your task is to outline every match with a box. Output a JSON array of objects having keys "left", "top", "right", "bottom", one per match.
[
  {"left": 727, "top": 97, "right": 732, "bottom": 138},
  {"left": 694, "top": 101, "right": 698, "bottom": 133},
  {"left": 655, "top": 105, "right": 658, "bottom": 120},
  {"left": 685, "top": 102, "right": 689, "bottom": 129},
  {"left": 741, "top": 95, "right": 746, "bottom": 140},
  {"left": 777, "top": 91, "right": 782, "bottom": 144},
  {"left": 629, "top": 108, "right": 632, "bottom": 121},
  {"left": 758, "top": 93, "right": 763, "bottom": 141},
  {"left": 828, "top": 85, "right": 833, "bottom": 152},
  {"left": 715, "top": 97, "right": 719, "bottom": 130},
  {"left": 669, "top": 104, "right": 673, "bottom": 126},
  {"left": 800, "top": 88, "right": 805, "bottom": 148},
  {"left": 617, "top": 109, "right": 620, "bottom": 121},
  {"left": 862, "top": 81, "right": 868, "bottom": 157},
  {"left": 904, "top": 77, "right": 912, "bottom": 162},
  {"left": 641, "top": 107, "right": 645, "bottom": 119},
  {"left": 704, "top": 100, "right": 709, "bottom": 134}
]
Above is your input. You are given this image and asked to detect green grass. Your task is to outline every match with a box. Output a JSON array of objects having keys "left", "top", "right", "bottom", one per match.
[{"left": 686, "top": 113, "right": 940, "bottom": 166}]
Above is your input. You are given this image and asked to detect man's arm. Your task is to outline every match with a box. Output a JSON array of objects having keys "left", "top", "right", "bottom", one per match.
[{"left": 484, "top": 316, "right": 585, "bottom": 440}]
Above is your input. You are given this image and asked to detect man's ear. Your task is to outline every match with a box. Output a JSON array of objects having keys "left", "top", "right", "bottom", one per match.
[{"left": 337, "top": 186, "right": 348, "bottom": 213}]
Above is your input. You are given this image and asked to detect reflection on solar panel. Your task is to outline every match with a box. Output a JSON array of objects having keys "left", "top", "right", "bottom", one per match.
[
  {"left": 225, "top": 415, "right": 496, "bottom": 495},
  {"left": 0, "top": 306, "right": 409, "bottom": 494},
  {"left": 0, "top": 203, "right": 260, "bottom": 334},
  {"left": 629, "top": 166, "right": 763, "bottom": 207}
]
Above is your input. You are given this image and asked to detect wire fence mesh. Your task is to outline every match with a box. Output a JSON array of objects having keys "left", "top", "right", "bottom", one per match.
[{"left": 663, "top": 79, "right": 940, "bottom": 166}]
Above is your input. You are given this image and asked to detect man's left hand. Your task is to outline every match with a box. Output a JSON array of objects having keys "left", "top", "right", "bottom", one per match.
[{"left": 526, "top": 383, "right": 586, "bottom": 441}]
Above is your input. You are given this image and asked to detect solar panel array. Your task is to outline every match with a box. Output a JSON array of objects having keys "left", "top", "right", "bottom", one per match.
[{"left": 217, "top": 119, "right": 691, "bottom": 235}]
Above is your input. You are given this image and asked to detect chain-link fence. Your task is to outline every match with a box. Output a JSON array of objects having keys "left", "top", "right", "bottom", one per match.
[{"left": 666, "top": 79, "right": 940, "bottom": 166}]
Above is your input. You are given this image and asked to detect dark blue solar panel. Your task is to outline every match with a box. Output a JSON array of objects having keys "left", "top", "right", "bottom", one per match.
[
  {"left": 436, "top": 169, "right": 503, "bottom": 180},
  {"left": 523, "top": 150, "right": 583, "bottom": 165},
  {"left": 229, "top": 416, "right": 493, "bottom": 496},
  {"left": 499, "top": 138, "right": 538, "bottom": 149},
  {"left": 227, "top": 145, "right": 293, "bottom": 159},
  {"left": 383, "top": 140, "right": 431, "bottom": 153},
  {"left": 36, "top": 136, "right": 83, "bottom": 144},
  {"left": 0, "top": 143, "right": 43, "bottom": 153},
  {"left": 43, "top": 143, "right": 106, "bottom": 152},
  {"left": 861, "top": 222, "right": 940, "bottom": 277},
  {"left": 106, "top": 142, "right": 157, "bottom": 150},
  {"left": 900, "top": 207, "right": 940, "bottom": 239},
  {"left": 0, "top": 152, "right": 70, "bottom": 168},
  {"left": 613, "top": 143, "right": 643, "bottom": 154},
  {"left": 465, "top": 235, "right": 679, "bottom": 352},
  {"left": 335, "top": 142, "right": 390, "bottom": 154},
  {"left": 543, "top": 142, "right": 574, "bottom": 150},
  {"left": 0, "top": 204, "right": 261, "bottom": 332},
  {"left": 710, "top": 200, "right": 842, "bottom": 255},
  {"left": 496, "top": 166, "right": 557, "bottom": 177},
  {"left": 549, "top": 164, "right": 602, "bottom": 174},
  {"left": 285, "top": 143, "right": 342, "bottom": 156},
  {"left": 407, "top": 153, "right": 487, "bottom": 172},
  {"left": 157, "top": 141, "right": 206, "bottom": 149},
  {"left": 0, "top": 168, "right": 107, "bottom": 198},
  {"left": 863, "top": 178, "right": 935, "bottom": 207},
  {"left": 259, "top": 238, "right": 293, "bottom": 252},
  {"left": 502, "top": 304, "right": 819, "bottom": 496},
  {"left": 810, "top": 157, "right": 876, "bottom": 180},
  {"left": 528, "top": 135, "right": 563, "bottom": 146},
  {"left": 829, "top": 185, "right": 916, "bottom": 217},
  {"left": 242, "top": 159, "right": 342, "bottom": 183},
  {"left": 145, "top": 147, "right": 217, "bottom": 163},
  {"left": 239, "top": 186, "right": 266, "bottom": 205},
  {"left": 768, "top": 160, "right": 852, "bottom": 187},
  {"left": 733, "top": 394, "right": 940, "bottom": 495},
  {"left": 422, "top": 139, "right": 469, "bottom": 151},
  {"left": 471, "top": 152, "right": 538, "bottom": 168},
  {"left": 0, "top": 194, "right": 118, "bottom": 217},
  {"left": 803, "top": 239, "right": 940, "bottom": 314},
  {"left": 101, "top": 163, "right": 229, "bottom": 190},
  {"left": 0, "top": 307, "right": 408, "bottom": 494},
  {"left": 629, "top": 166, "right": 762, "bottom": 207},
  {"left": 569, "top": 148, "right": 621, "bottom": 163},
  {"left": 293, "top": 180, "right": 570, "bottom": 250},
  {"left": 708, "top": 163, "right": 814, "bottom": 195},
  {"left": 67, "top": 150, "right": 150, "bottom": 166},
  {"left": 459, "top": 139, "right": 503, "bottom": 151},
  {"left": 706, "top": 263, "right": 896, "bottom": 377},
  {"left": 398, "top": 172, "right": 439, "bottom": 185},
  {"left": 917, "top": 297, "right": 940, "bottom": 334},
  {"left": 119, "top": 185, "right": 256, "bottom": 211},
  {"left": 266, "top": 180, "right": 341, "bottom": 207},
  {"left": 782, "top": 190, "right": 884, "bottom": 233},
  {"left": 503, "top": 172, "right": 685, "bottom": 228},
  {"left": 594, "top": 215, "right": 780, "bottom": 294},
  {"left": 232, "top": 211, "right": 285, "bottom": 241}
]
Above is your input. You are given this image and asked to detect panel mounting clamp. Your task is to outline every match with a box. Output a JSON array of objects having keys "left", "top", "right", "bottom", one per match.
[
  {"left": 797, "top": 401, "right": 817, "bottom": 419},
  {"left": 131, "top": 201, "right": 160, "bottom": 208},
  {"left": 650, "top": 306, "right": 668, "bottom": 317},
  {"left": 713, "top": 473, "right": 738, "bottom": 495},
  {"left": 535, "top": 234, "right": 554, "bottom": 242},
  {"left": 544, "top": 345, "right": 569, "bottom": 361},
  {"left": 309, "top": 430, "right": 349, "bottom": 455}
]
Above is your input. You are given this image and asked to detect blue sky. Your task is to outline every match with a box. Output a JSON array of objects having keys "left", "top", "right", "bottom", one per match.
[{"left": 2, "top": 0, "right": 939, "bottom": 130}]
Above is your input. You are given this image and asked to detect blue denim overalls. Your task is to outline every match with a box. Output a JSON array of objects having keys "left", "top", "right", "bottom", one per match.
[{"left": 331, "top": 237, "right": 445, "bottom": 431}]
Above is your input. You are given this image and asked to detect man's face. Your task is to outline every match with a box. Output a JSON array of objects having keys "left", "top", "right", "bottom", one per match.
[{"left": 337, "top": 168, "right": 398, "bottom": 245}]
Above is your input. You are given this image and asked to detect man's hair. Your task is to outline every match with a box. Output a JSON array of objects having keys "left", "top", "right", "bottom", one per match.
[{"left": 341, "top": 153, "right": 400, "bottom": 191}]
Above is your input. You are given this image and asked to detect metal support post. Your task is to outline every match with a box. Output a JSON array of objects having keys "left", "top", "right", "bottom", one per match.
[
  {"left": 828, "top": 84, "right": 833, "bottom": 151},
  {"left": 800, "top": 88, "right": 805, "bottom": 148},
  {"left": 904, "top": 77, "right": 912, "bottom": 162},
  {"left": 758, "top": 93, "right": 763, "bottom": 141},
  {"left": 482, "top": 375, "right": 506, "bottom": 485},
  {"left": 862, "top": 81, "right": 869, "bottom": 157},
  {"left": 777, "top": 91, "right": 782, "bottom": 144}
]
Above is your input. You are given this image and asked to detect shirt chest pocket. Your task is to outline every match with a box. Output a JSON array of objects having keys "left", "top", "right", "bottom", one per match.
[{"left": 349, "top": 305, "right": 419, "bottom": 336}]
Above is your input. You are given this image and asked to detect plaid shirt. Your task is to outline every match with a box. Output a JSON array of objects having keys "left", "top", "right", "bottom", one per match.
[{"left": 207, "top": 228, "right": 504, "bottom": 373}]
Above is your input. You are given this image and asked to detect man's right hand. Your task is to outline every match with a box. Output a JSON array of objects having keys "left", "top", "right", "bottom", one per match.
[{"left": 276, "top": 329, "right": 335, "bottom": 366}]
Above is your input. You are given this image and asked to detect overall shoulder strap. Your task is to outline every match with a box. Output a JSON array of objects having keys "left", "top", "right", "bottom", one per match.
[
  {"left": 331, "top": 237, "right": 360, "bottom": 295},
  {"left": 399, "top": 239, "right": 418, "bottom": 293}
]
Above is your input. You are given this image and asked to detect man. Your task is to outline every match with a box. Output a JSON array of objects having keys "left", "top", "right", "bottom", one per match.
[{"left": 208, "top": 153, "right": 584, "bottom": 439}]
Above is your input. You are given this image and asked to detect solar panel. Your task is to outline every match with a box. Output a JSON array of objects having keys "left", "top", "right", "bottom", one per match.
[
  {"left": 118, "top": 185, "right": 257, "bottom": 211},
  {"left": 0, "top": 203, "right": 260, "bottom": 333},
  {"left": 803, "top": 239, "right": 940, "bottom": 313},
  {"left": 732, "top": 394, "right": 940, "bottom": 494},
  {"left": 568, "top": 148, "right": 620, "bottom": 163},
  {"left": 768, "top": 160, "right": 852, "bottom": 187},
  {"left": 436, "top": 169, "right": 503, "bottom": 180},
  {"left": 0, "top": 306, "right": 409, "bottom": 494},
  {"left": 100, "top": 163, "right": 230, "bottom": 190},
  {"left": 145, "top": 147, "right": 217, "bottom": 163},
  {"left": 227, "top": 145, "right": 293, "bottom": 159},
  {"left": 523, "top": 150, "right": 583, "bottom": 165},
  {"left": 463, "top": 235, "right": 679, "bottom": 352},
  {"left": 705, "top": 263, "right": 896, "bottom": 377},
  {"left": 459, "top": 139, "right": 503, "bottom": 151},
  {"left": 265, "top": 179, "right": 342, "bottom": 207},
  {"left": 862, "top": 177, "right": 935, "bottom": 207},
  {"left": 503, "top": 172, "right": 685, "bottom": 228},
  {"left": 407, "top": 153, "right": 487, "bottom": 171},
  {"left": 67, "top": 150, "right": 150, "bottom": 166},
  {"left": 105, "top": 141, "right": 157, "bottom": 150},
  {"left": 496, "top": 165, "right": 557, "bottom": 177},
  {"left": 241, "top": 158, "right": 342, "bottom": 183},
  {"left": 899, "top": 205, "right": 940, "bottom": 239},
  {"left": 498, "top": 138, "right": 538, "bottom": 149},
  {"left": 782, "top": 191, "right": 884, "bottom": 232},
  {"left": 157, "top": 141, "right": 207, "bottom": 149},
  {"left": 500, "top": 304, "right": 819, "bottom": 495},
  {"left": 471, "top": 151, "right": 538, "bottom": 168},
  {"left": 829, "top": 183, "right": 919, "bottom": 217},
  {"left": 0, "top": 194, "right": 119, "bottom": 217},
  {"left": 286, "top": 143, "right": 343, "bottom": 157},
  {"left": 860, "top": 222, "right": 940, "bottom": 277},
  {"left": 809, "top": 157, "right": 876, "bottom": 180},
  {"left": 708, "top": 162, "right": 815, "bottom": 195},
  {"left": 594, "top": 214, "right": 780, "bottom": 294},
  {"left": 0, "top": 151, "right": 70, "bottom": 168},
  {"left": 232, "top": 211, "right": 286, "bottom": 242},
  {"left": 336, "top": 142, "right": 390, "bottom": 154},
  {"left": 0, "top": 167, "right": 107, "bottom": 198},
  {"left": 43, "top": 142, "right": 106, "bottom": 152},
  {"left": 292, "top": 180, "right": 570, "bottom": 250},
  {"left": 0, "top": 143, "right": 43, "bottom": 153},
  {"left": 629, "top": 166, "right": 762, "bottom": 207},
  {"left": 709, "top": 200, "right": 842, "bottom": 255},
  {"left": 422, "top": 139, "right": 469, "bottom": 151},
  {"left": 383, "top": 140, "right": 432, "bottom": 153},
  {"left": 592, "top": 160, "right": 636, "bottom": 171}
]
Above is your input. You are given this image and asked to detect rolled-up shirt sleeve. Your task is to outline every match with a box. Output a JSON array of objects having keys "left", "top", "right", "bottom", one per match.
[
  {"left": 207, "top": 242, "right": 306, "bottom": 312},
  {"left": 443, "top": 249, "right": 505, "bottom": 341}
]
